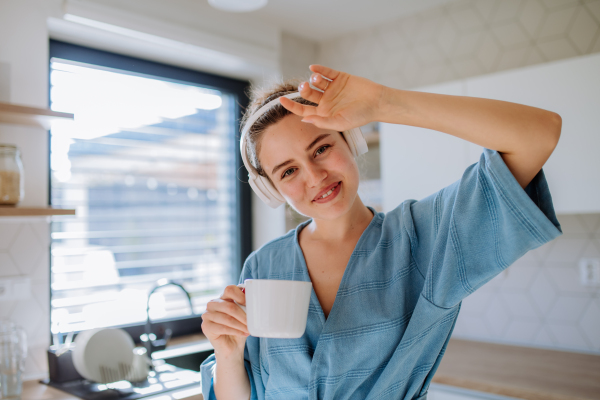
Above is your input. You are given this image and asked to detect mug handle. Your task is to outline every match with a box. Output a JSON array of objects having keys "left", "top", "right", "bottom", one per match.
[{"left": 233, "top": 283, "right": 246, "bottom": 313}]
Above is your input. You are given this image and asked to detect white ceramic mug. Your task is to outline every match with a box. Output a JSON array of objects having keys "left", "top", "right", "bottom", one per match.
[{"left": 237, "top": 279, "right": 312, "bottom": 338}]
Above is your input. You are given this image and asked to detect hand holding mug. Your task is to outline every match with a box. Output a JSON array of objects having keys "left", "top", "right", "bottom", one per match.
[{"left": 201, "top": 285, "right": 250, "bottom": 358}]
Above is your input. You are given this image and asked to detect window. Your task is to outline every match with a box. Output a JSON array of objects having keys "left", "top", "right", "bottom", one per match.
[{"left": 48, "top": 41, "right": 251, "bottom": 339}]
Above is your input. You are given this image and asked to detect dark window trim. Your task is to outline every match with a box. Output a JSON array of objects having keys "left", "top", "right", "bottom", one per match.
[{"left": 48, "top": 40, "right": 253, "bottom": 344}]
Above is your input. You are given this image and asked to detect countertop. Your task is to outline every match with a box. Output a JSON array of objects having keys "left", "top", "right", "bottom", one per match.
[
  {"left": 21, "top": 334, "right": 209, "bottom": 400},
  {"left": 21, "top": 380, "right": 203, "bottom": 400},
  {"left": 23, "top": 336, "right": 600, "bottom": 400},
  {"left": 432, "top": 338, "right": 600, "bottom": 400}
]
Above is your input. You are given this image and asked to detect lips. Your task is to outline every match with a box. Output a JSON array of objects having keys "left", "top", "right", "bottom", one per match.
[{"left": 313, "top": 181, "right": 340, "bottom": 202}]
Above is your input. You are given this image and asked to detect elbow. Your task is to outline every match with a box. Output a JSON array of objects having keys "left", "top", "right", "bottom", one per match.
[
  {"left": 540, "top": 112, "right": 562, "bottom": 155},
  {"left": 549, "top": 112, "right": 562, "bottom": 148}
]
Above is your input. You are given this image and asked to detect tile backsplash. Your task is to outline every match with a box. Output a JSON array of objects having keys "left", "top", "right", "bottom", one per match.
[
  {"left": 318, "top": 0, "right": 600, "bottom": 91},
  {"left": 0, "top": 219, "right": 50, "bottom": 380},
  {"left": 453, "top": 213, "right": 600, "bottom": 353}
]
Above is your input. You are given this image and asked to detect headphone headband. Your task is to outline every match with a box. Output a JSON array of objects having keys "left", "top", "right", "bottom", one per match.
[
  {"left": 240, "top": 92, "right": 301, "bottom": 180},
  {"left": 240, "top": 92, "right": 367, "bottom": 208}
]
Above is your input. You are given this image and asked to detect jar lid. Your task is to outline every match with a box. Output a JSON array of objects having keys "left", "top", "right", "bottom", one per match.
[{"left": 0, "top": 144, "right": 18, "bottom": 149}]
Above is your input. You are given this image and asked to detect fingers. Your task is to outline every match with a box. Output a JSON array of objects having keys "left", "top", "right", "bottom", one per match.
[
  {"left": 211, "top": 298, "right": 247, "bottom": 323},
  {"left": 202, "top": 306, "right": 249, "bottom": 335},
  {"left": 201, "top": 319, "right": 248, "bottom": 338},
  {"left": 309, "top": 65, "right": 340, "bottom": 80},
  {"left": 309, "top": 73, "right": 331, "bottom": 93},
  {"left": 222, "top": 285, "right": 246, "bottom": 306},
  {"left": 279, "top": 96, "right": 318, "bottom": 117},
  {"left": 300, "top": 81, "right": 324, "bottom": 104},
  {"left": 279, "top": 64, "right": 341, "bottom": 117}
]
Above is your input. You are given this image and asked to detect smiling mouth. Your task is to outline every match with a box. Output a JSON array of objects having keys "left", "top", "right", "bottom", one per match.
[{"left": 314, "top": 182, "right": 340, "bottom": 201}]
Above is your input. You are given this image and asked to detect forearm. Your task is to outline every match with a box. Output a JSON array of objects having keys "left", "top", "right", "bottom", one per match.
[
  {"left": 377, "top": 87, "right": 561, "bottom": 155},
  {"left": 214, "top": 351, "right": 251, "bottom": 400}
]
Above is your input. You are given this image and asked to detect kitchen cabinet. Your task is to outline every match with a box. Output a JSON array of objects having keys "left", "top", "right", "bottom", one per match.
[
  {"left": 381, "top": 52, "right": 600, "bottom": 214},
  {"left": 380, "top": 81, "right": 473, "bottom": 212}
]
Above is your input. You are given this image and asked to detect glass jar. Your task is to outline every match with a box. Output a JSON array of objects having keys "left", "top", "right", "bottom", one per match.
[{"left": 0, "top": 145, "right": 24, "bottom": 205}]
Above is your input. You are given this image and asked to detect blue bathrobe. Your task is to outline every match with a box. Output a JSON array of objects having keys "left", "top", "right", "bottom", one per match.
[{"left": 201, "top": 148, "right": 562, "bottom": 400}]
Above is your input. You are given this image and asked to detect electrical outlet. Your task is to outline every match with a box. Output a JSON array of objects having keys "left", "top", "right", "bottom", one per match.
[
  {"left": 0, "top": 280, "right": 9, "bottom": 300},
  {"left": 0, "top": 277, "right": 31, "bottom": 301},
  {"left": 579, "top": 258, "right": 600, "bottom": 286}
]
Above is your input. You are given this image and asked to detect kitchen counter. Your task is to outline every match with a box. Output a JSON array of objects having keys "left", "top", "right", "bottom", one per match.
[
  {"left": 24, "top": 336, "right": 600, "bottom": 400},
  {"left": 432, "top": 338, "right": 600, "bottom": 400},
  {"left": 22, "top": 381, "right": 81, "bottom": 400},
  {"left": 21, "top": 380, "right": 203, "bottom": 400},
  {"left": 21, "top": 334, "right": 209, "bottom": 400}
]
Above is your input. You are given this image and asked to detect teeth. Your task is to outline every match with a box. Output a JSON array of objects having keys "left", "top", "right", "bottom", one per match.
[{"left": 319, "top": 185, "right": 337, "bottom": 199}]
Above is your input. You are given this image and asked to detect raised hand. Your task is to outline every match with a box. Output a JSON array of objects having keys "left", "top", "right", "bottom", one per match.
[{"left": 279, "top": 65, "right": 386, "bottom": 131}]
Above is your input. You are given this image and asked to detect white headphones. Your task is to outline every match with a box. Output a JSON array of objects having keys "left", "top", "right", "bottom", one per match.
[{"left": 240, "top": 92, "right": 369, "bottom": 208}]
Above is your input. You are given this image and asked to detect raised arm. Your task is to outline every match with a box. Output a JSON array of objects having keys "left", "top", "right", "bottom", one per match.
[
  {"left": 377, "top": 87, "right": 562, "bottom": 189},
  {"left": 280, "top": 65, "right": 562, "bottom": 189}
]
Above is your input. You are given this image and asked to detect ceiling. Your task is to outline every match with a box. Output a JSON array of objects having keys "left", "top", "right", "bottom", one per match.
[
  {"left": 83, "top": 0, "right": 457, "bottom": 43},
  {"left": 250, "top": 0, "right": 456, "bottom": 41}
]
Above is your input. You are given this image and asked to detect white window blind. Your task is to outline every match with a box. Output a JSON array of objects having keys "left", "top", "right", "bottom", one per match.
[{"left": 49, "top": 59, "right": 239, "bottom": 334}]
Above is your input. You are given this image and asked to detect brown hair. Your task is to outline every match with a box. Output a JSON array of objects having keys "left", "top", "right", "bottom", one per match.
[{"left": 241, "top": 79, "right": 317, "bottom": 179}]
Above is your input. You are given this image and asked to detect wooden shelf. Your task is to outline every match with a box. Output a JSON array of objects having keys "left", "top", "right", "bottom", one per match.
[
  {"left": 0, "top": 206, "right": 76, "bottom": 217},
  {"left": 0, "top": 101, "right": 73, "bottom": 129}
]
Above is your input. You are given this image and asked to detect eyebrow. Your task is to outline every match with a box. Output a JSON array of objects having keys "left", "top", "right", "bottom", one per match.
[
  {"left": 305, "top": 133, "right": 331, "bottom": 152},
  {"left": 271, "top": 160, "right": 293, "bottom": 177},
  {"left": 271, "top": 133, "right": 332, "bottom": 177}
]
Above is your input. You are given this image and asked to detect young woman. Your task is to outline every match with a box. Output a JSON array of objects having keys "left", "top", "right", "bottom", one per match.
[{"left": 200, "top": 65, "right": 563, "bottom": 400}]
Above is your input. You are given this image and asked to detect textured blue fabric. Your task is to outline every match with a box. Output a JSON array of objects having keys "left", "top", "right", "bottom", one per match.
[{"left": 201, "top": 148, "right": 562, "bottom": 400}]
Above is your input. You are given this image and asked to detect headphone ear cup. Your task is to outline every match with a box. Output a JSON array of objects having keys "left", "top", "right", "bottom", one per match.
[
  {"left": 249, "top": 175, "right": 285, "bottom": 208},
  {"left": 343, "top": 127, "right": 369, "bottom": 157}
]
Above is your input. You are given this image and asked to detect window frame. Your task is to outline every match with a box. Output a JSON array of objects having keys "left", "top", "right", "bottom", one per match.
[{"left": 48, "top": 39, "right": 252, "bottom": 344}]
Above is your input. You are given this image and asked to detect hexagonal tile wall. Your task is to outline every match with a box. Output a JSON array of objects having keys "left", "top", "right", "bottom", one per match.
[
  {"left": 319, "top": 0, "right": 600, "bottom": 90},
  {"left": 1, "top": 221, "right": 51, "bottom": 379}
]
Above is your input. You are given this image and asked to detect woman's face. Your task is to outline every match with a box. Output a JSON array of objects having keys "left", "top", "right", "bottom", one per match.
[{"left": 258, "top": 114, "right": 360, "bottom": 220}]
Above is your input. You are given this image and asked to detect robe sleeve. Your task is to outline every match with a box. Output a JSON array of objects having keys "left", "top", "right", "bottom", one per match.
[
  {"left": 200, "top": 253, "right": 260, "bottom": 400},
  {"left": 406, "top": 148, "right": 562, "bottom": 309}
]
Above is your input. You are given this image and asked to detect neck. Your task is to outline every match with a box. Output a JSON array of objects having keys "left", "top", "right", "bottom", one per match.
[{"left": 304, "top": 196, "right": 374, "bottom": 242}]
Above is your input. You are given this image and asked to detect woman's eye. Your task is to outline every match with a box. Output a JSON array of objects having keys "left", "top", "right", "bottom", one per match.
[
  {"left": 315, "top": 145, "right": 330, "bottom": 156},
  {"left": 282, "top": 168, "right": 296, "bottom": 178}
]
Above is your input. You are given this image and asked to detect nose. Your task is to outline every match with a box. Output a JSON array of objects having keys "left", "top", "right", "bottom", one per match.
[{"left": 305, "top": 162, "right": 327, "bottom": 188}]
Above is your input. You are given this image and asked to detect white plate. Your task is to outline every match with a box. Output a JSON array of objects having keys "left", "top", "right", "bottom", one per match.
[{"left": 72, "top": 328, "right": 134, "bottom": 383}]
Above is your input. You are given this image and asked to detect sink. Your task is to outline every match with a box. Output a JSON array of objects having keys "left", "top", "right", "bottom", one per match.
[
  {"left": 152, "top": 340, "right": 214, "bottom": 372},
  {"left": 162, "top": 349, "right": 214, "bottom": 371}
]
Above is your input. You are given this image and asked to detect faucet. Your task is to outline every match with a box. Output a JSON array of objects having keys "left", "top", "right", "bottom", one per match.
[{"left": 141, "top": 279, "right": 194, "bottom": 358}]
